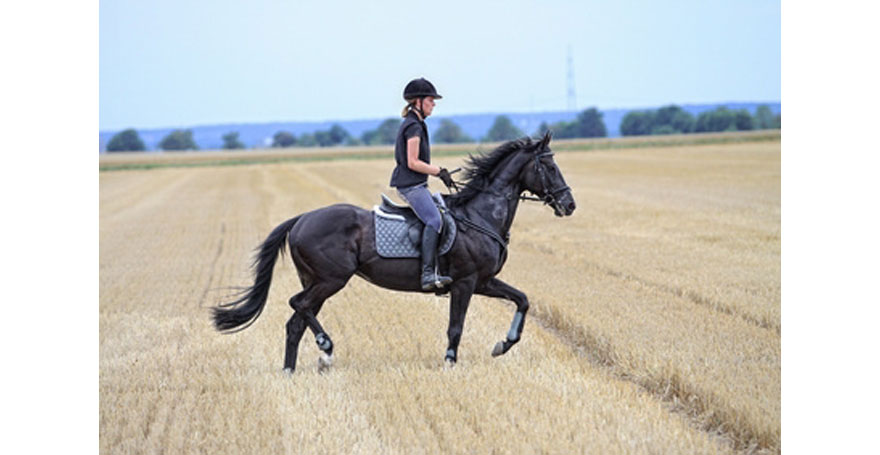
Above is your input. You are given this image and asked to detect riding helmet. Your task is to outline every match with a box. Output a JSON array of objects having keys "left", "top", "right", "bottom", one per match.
[{"left": 403, "top": 78, "right": 442, "bottom": 101}]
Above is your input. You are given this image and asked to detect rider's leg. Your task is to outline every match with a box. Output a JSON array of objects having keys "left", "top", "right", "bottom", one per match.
[{"left": 398, "top": 184, "right": 452, "bottom": 290}]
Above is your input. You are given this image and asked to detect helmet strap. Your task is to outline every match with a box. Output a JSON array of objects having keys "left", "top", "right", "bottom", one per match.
[{"left": 411, "top": 99, "right": 426, "bottom": 120}]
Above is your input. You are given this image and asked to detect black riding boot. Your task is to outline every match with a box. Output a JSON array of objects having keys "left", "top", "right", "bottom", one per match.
[{"left": 420, "top": 226, "right": 453, "bottom": 291}]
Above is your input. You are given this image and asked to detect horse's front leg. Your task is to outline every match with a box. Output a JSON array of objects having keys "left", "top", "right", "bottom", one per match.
[
  {"left": 445, "top": 277, "right": 477, "bottom": 365},
  {"left": 476, "top": 278, "right": 529, "bottom": 357}
]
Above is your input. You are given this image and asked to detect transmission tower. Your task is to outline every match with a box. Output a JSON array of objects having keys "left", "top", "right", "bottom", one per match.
[{"left": 566, "top": 46, "right": 577, "bottom": 111}]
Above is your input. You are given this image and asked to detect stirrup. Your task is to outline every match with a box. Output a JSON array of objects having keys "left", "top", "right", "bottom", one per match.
[{"left": 421, "top": 273, "right": 452, "bottom": 291}]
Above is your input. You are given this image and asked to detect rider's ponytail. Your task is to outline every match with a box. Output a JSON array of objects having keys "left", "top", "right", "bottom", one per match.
[{"left": 401, "top": 101, "right": 415, "bottom": 117}]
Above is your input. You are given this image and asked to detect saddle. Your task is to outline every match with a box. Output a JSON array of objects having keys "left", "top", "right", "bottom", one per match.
[{"left": 373, "top": 194, "right": 457, "bottom": 259}]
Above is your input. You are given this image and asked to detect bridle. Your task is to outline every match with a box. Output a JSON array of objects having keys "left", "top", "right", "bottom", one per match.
[
  {"left": 448, "top": 150, "right": 570, "bottom": 208},
  {"left": 444, "top": 149, "right": 571, "bottom": 251},
  {"left": 521, "top": 151, "right": 571, "bottom": 212}
]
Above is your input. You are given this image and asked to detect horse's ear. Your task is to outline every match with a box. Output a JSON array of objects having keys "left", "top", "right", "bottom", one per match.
[{"left": 539, "top": 130, "right": 552, "bottom": 149}]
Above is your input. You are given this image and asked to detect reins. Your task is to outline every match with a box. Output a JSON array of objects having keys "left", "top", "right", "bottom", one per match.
[
  {"left": 441, "top": 149, "right": 568, "bottom": 251},
  {"left": 447, "top": 209, "right": 509, "bottom": 250}
]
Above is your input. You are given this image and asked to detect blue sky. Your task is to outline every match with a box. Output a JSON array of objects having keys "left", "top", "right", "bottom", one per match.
[{"left": 99, "top": 0, "right": 780, "bottom": 131}]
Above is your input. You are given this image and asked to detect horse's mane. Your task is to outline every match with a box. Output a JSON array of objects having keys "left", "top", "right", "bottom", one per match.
[{"left": 446, "top": 137, "right": 535, "bottom": 208}]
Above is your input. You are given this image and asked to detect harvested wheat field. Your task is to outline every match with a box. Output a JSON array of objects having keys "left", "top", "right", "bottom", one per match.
[{"left": 100, "top": 133, "right": 780, "bottom": 454}]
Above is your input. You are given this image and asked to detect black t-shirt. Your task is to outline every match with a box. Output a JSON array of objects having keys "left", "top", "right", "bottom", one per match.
[{"left": 389, "top": 111, "right": 430, "bottom": 188}]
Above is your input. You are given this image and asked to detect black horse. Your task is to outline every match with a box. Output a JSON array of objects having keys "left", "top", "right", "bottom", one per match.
[{"left": 213, "top": 132, "right": 576, "bottom": 372}]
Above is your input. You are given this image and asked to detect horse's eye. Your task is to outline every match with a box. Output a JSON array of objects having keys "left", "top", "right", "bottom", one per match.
[{"left": 548, "top": 166, "right": 557, "bottom": 174}]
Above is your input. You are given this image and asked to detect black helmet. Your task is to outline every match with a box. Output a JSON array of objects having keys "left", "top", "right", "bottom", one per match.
[{"left": 403, "top": 78, "right": 442, "bottom": 101}]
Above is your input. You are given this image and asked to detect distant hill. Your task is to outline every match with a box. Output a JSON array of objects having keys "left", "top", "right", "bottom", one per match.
[{"left": 99, "top": 102, "right": 780, "bottom": 152}]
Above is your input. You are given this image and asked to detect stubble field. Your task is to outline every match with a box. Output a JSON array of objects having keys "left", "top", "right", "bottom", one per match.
[{"left": 100, "top": 134, "right": 780, "bottom": 454}]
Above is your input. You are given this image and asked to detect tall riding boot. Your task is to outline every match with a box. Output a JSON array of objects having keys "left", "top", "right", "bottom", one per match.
[{"left": 420, "top": 226, "right": 453, "bottom": 291}]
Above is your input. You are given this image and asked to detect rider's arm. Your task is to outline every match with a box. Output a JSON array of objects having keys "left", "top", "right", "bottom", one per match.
[{"left": 406, "top": 136, "right": 440, "bottom": 176}]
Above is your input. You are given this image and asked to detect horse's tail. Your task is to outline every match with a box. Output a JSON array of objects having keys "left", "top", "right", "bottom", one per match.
[{"left": 212, "top": 215, "right": 302, "bottom": 333}]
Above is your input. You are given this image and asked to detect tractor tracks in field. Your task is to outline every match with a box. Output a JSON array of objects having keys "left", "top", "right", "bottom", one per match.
[
  {"left": 198, "top": 222, "right": 225, "bottom": 308},
  {"left": 520, "top": 241, "right": 779, "bottom": 335},
  {"left": 526, "top": 306, "right": 776, "bottom": 455},
  {"left": 513, "top": 242, "right": 779, "bottom": 452},
  {"left": 585, "top": 260, "right": 781, "bottom": 335}
]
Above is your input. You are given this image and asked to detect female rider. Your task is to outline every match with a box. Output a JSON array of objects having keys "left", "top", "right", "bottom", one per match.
[{"left": 389, "top": 78, "right": 457, "bottom": 291}]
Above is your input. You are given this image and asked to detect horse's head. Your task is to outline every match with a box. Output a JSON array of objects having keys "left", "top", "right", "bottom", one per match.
[{"left": 518, "top": 131, "right": 576, "bottom": 217}]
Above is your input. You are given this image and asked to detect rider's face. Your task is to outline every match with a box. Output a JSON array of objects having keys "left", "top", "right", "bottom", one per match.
[{"left": 418, "top": 97, "right": 436, "bottom": 117}]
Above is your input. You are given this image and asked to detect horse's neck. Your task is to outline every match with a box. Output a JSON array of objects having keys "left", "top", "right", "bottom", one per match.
[
  {"left": 467, "top": 191, "right": 518, "bottom": 233},
  {"left": 465, "top": 168, "right": 524, "bottom": 236}
]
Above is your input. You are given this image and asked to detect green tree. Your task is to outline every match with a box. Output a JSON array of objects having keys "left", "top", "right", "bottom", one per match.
[
  {"left": 621, "top": 105, "right": 694, "bottom": 136},
  {"left": 106, "top": 128, "right": 146, "bottom": 152},
  {"left": 534, "top": 121, "right": 551, "bottom": 137},
  {"left": 651, "top": 125, "right": 679, "bottom": 135},
  {"left": 327, "top": 124, "right": 351, "bottom": 146},
  {"left": 652, "top": 105, "right": 694, "bottom": 134},
  {"left": 572, "top": 107, "right": 607, "bottom": 138},
  {"left": 695, "top": 107, "right": 737, "bottom": 133},
  {"left": 434, "top": 119, "right": 472, "bottom": 143},
  {"left": 734, "top": 109, "right": 755, "bottom": 131},
  {"left": 755, "top": 105, "right": 775, "bottom": 129},
  {"left": 159, "top": 129, "right": 198, "bottom": 151},
  {"left": 314, "top": 130, "right": 333, "bottom": 147},
  {"left": 361, "top": 118, "right": 400, "bottom": 145},
  {"left": 298, "top": 133, "right": 317, "bottom": 147},
  {"left": 272, "top": 131, "right": 297, "bottom": 148},
  {"left": 620, "top": 111, "right": 655, "bottom": 136},
  {"left": 222, "top": 131, "right": 245, "bottom": 149},
  {"left": 485, "top": 115, "right": 524, "bottom": 142}
]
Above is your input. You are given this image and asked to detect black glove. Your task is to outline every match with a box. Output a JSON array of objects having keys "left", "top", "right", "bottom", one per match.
[{"left": 437, "top": 167, "right": 458, "bottom": 191}]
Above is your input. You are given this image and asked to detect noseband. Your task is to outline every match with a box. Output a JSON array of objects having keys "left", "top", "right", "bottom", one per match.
[{"left": 521, "top": 151, "right": 570, "bottom": 208}]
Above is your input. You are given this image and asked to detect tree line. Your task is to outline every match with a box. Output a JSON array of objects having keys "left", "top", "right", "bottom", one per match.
[
  {"left": 104, "top": 104, "right": 780, "bottom": 152},
  {"left": 620, "top": 104, "right": 780, "bottom": 136}
]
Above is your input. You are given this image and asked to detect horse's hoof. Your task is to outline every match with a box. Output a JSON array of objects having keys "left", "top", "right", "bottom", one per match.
[
  {"left": 491, "top": 341, "right": 505, "bottom": 357},
  {"left": 444, "top": 358, "right": 456, "bottom": 369},
  {"left": 317, "top": 354, "right": 333, "bottom": 373}
]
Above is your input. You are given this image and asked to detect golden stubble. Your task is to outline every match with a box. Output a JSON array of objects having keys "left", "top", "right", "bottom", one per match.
[{"left": 100, "top": 140, "right": 779, "bottom": 454}]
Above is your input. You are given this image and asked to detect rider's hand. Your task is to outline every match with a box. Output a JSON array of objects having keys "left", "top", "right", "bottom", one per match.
[{"left": 437, "top": 168, "right": 458, "bottom": 191}]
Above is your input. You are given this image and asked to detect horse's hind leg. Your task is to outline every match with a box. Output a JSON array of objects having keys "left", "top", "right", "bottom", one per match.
[
  {"left": 283, "top": 206, "right": 361, "bottom": 372},
  {"left": 283, "top": 280, "right": 347, "bottom": 372},
  {"left": 302, "top": 309, "right": 334, "bottom": 371},
  {"left": 284, "top": 312, "right": 308, "bottom": 372}
]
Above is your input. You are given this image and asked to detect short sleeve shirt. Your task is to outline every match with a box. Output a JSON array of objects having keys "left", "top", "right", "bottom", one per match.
[{"left": 389, "top": 111, "right": 431, "bottom": 188}]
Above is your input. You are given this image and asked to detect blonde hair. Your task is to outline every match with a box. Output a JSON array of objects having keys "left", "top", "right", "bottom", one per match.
[{"left": 401, "top": 100, "right": 416, "bottom": 117}]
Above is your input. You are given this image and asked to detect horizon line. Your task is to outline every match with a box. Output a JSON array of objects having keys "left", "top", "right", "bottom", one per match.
[{"left": 99, "top": 99, "right": 782, "bottom": 134}]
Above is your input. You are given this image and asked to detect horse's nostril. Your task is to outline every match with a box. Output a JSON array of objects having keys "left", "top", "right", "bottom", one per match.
[{"left": 568, "top": 201, "right": 576, "bottom": 211}]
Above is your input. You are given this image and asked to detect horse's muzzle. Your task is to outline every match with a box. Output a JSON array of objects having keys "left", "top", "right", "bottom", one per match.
[{"left": 553, "top": 192, "right": 576, "bottom": 217}]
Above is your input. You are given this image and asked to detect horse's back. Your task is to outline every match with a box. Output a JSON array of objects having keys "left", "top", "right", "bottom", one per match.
[
  {"left": 285, "top": 204, "right": 370, "bottom": 271},
  {"left": 288, "top": 203, "right": 430, "bottom": 293}
]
